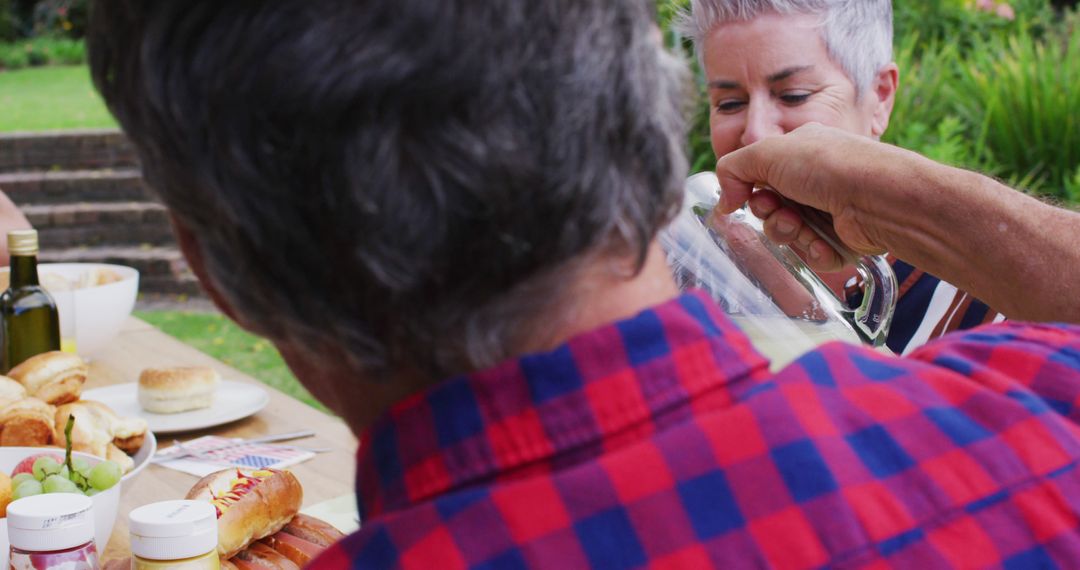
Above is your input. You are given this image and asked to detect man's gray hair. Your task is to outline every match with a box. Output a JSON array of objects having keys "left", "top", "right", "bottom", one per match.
[
  {"left": 88, "top": 0, "right": 688, "bottom": 380},
  {"left": 681, "top": 0, "right": 893, "bottom": 94}
]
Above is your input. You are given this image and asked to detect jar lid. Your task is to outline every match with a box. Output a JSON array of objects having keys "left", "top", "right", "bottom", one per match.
[
  {"left": 7, "top": 229, "right": 38, "bottom": 256},
  {"left": 129, "top": 500, "right": 218, "bottom": 560},
  {"left": 7, "top": 493, "right": 95, "bottom": 552}
]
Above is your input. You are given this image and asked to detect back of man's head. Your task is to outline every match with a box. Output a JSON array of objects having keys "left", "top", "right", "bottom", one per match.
[{"left": 88, "top": 0, "right": 687, "bottom": 378}]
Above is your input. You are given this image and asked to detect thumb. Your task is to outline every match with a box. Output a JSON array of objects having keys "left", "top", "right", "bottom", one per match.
[{"left": 714, "top": 142, "right": 771, "bottom": 214}]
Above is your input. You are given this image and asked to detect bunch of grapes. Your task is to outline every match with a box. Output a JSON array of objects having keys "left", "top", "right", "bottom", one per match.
[
  {"left": 11, "top": 456, "right": 121, "bottom": 500},
  {"left": 10, "top": 415, "right": 121, "bottom": 500}
]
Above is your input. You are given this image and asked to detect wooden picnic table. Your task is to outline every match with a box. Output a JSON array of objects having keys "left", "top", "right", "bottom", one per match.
[{"left": 85, "top": 317, "right": 358, "bottom": 562}]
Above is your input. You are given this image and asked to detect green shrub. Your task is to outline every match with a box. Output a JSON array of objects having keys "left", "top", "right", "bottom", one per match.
[
  {"left": 950, "top": 30, "right": 1080, "bottom": 198},
  {"left": 0, "top": 34, "right": 83, "bottom": 69},
  {"left": 0, "top": 0, "right": 15, "bottom": 42},
  {"left": 0, "top": 41, "right": 28, "bottom": 68},
  {"left": 894, "top": 0, "right": 1055, "bottom": 56}
]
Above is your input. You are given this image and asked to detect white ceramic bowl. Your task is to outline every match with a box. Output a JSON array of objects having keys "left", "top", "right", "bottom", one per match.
[
  {"left": 0, "top": 447, "right": 123, "bottom": 567},
  {"left": 121, "top": 430, "right": 157, "bottom": 488},
  {"left": 0, "top": 263, "right": 140, "bottom": 357}
]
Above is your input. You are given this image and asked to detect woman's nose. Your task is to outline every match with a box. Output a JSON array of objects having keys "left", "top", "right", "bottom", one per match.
[{"left": 740, "top": 101, "right": 784, "bottom": 147}]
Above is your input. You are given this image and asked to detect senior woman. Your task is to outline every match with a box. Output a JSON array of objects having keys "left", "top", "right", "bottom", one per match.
[{"left": 683, "top": 0, "right": 1004, "bottom": 355}]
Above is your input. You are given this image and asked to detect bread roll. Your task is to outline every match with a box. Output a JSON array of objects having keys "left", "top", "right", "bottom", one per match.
[
  {"left": 0, "top": 470, "right": 12, "bottom": 517},
  {"left": 186, "top": 468, "right": 303, "bottom": 559},
  {"left": 138, "top": 366, "right": 219, "bottom": 414},
  {"left": 54, "top": 400, "right": 147, "bottom": 471},
  {"left": 0, "top": 397, "right": 56, "bottom": 447},
  {"left": 8, "top": 351, "right": 87, "bottom": 405},
  {"left": 0, "top": 376, "right": 27, "bottom": 401}
]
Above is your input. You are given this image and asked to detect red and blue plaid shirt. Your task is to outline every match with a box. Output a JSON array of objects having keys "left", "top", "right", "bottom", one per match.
[{"left": 314, "top": 291, "right": 1080, "bottom": 569}]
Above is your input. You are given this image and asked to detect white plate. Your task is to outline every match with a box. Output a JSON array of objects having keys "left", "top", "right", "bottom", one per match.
[{"left": 82, "top": 381, "right": 270, "bottom": 434}]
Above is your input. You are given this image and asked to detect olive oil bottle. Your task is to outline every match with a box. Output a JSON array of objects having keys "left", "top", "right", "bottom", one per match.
[{"left": 0, "top": 229, "right": 60, "bottom": 372}]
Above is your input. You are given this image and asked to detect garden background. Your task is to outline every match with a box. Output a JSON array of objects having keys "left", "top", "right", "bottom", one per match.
[{"left": 1, "top": 0, "right": 1077, "bottom": 408}]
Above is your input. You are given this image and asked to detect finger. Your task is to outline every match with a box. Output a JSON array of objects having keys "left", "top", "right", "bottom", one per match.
[
  {"left": 761, "top": 207, "right": 804, "bottom": 246},
  {"left": 806, "top": 238, "right": 846, "bottom": 273},
  {"left": 794, "top": 221, "right": 848, "bottom": 272},
  {"left": 715, "top": 147, "right": 767, "bottom": 214},
  {"left": 747, "top": 189, "right": 782, "bottom": 219},
  {"left": 717, "top": 176, "right": 754, "bottom": 214}
]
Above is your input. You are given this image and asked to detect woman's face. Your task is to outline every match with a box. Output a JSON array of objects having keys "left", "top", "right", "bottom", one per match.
[{"left": 703, "top": 12, "right": 896, "bottom": 158}]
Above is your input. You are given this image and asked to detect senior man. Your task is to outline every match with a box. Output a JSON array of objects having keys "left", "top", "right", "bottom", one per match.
[
  {"left": 684, "top": 0, "right": 1003, "bottom": 355},
  {"left": 89, "top": 0, "right": 1080, "bottom": 568}
]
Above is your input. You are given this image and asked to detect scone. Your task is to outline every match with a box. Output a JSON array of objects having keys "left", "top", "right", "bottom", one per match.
[
  {"left": 0, "top": 376, "right": 27, "bottom": 402},
  {"left": 54, "top": 400, "right": 148, "bottom": 471},
  {"left": 138, "top": 366, "right": 219, "bottom": 414},
  {"left": 8, "top": 351, "right": 87, "bottom": 405},
  {"left": 0, "top": 397, "right": 56, "bottom": 447}
]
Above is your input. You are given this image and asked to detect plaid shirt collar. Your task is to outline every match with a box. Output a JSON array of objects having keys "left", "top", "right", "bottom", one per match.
[{"left": 355, "top": 290, "right": 773, "bottom": 519}]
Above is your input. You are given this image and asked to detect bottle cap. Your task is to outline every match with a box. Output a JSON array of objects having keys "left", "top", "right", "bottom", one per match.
[
  {"left": 7, "top": 493, "right": 95, "bottom": 552},
  {"left": 129, "top": 500, "right": 218, "bottom": 560},
  {"left": 7, "top": 229, "right": 38, "bottom": 256}
]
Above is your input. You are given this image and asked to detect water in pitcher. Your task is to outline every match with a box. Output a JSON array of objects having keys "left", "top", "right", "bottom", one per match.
[{"left": 730, "top": 316, "right": 866, "bottom": 371}]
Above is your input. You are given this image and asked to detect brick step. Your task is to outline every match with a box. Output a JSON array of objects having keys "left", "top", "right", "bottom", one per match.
[
  {"left": 0, "top": 169, "right": 153, "bottom": 205},
  {"left": 0, "top": 130, "right": 138, "bottom": 173},
  {"left": 21, "top": 202, "right": 174, "bottom": 248},
  {"left": 38, "top": 246, "right": 202, "bottom": 297}
]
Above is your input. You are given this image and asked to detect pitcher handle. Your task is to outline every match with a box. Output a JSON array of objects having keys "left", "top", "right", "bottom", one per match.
[
  {"left": 777, "top": 194, "right": 897, "bottom": 347},
  {"left": 846, "top": 254, "right": 898, "bottom": 347}
]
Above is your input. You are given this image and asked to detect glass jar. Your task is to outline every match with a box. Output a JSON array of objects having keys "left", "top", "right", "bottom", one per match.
[
  {"left": 7, "top": 493, "right": 99, "bottom": 570},
  {"left": 129, "top": 501, "right": 219, "bottom": 570}
]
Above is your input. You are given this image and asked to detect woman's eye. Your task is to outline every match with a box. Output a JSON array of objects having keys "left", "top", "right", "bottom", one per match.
[
  {"left": 780, "top": 92, "right": 811, "bottom": 105},
  {"left": 715, "top": 100, "right": 746, "bottom": 113}
]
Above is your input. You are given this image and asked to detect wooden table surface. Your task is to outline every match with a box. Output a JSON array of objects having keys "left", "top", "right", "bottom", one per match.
[{"left": 86, "top": 317, "right": 358, "bottom": 561}]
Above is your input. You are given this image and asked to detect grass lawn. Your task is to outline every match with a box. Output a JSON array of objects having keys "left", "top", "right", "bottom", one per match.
[
  {"left": 135, "top": 311, "right": 328, "bottom": 413},
  {"left": 0, "top": 66, "right": 116, "bottom": 132}
]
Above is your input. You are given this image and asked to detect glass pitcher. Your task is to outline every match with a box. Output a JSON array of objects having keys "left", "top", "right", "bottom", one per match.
[{"left": 660, "top": 172, "right": 897, "bottom": 370}]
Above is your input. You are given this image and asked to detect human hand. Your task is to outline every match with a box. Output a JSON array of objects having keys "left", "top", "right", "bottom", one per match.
[{"left": 714, "top": 124, "right": 904, "bottom": 272}]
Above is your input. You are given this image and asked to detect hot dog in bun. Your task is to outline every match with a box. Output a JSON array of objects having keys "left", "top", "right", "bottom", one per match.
[{"left": 185, "top": 468, "right": 303, "bottom": 559}]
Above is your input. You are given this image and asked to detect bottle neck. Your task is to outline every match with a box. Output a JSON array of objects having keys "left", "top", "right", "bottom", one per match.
[{"left": 9, "top": 254, "right": 40, "bottom": 288}]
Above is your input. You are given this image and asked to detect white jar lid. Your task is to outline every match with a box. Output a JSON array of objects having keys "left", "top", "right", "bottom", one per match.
[
  {"left": 7, "top": 493, "right": 95, "bottom": 552},
  {"left": 129, "top": 500, "right": 218, "bottom": 560}
]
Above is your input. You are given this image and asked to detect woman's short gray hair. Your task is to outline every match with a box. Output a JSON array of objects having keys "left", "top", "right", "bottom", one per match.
[{"left": 681, "top": 0, "right": 893, "bottom": 94}]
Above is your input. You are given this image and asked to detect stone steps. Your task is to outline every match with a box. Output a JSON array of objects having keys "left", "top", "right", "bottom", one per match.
[
  {"left": 0, "top": 130, "right": 138, "bottom": 173},
  {"left": 0, "top": 169, "right": 153, "bottom": 204},
  {"left": 21, "top": 202, "right": 174, "bottom": 249},
  {"left": 0, "top": 130, "right": 201, "bottom": 299}
]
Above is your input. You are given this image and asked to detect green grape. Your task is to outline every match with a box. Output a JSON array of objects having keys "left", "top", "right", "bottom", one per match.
[
  {"left": 13, "top": 479, "right": 43, "bottom": 500},
  {"left": 85, "top": 488, "right": 99, "bottom": 497},
  {"left": 32, "top": 457, "right": 61, "bottom": 481},
  {"left": 42, "top": 474, "right": 79, "bottom": 494},
  {"left": 71, "top": 458, "right": 89, "bottom": 474},
  {"left": 11, "top": 473, "right": 35, "bottom": 489},
  {"left": 88, "top": 461, "right": 121, "bottom": 491},
  {"left": 59, "top": 465, "right": 70, "bottom": 480}
]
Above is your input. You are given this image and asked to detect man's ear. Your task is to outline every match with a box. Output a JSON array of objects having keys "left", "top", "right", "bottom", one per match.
[
  {"left": 170, "top": 214, "right": 243, "bottom": 324},
  {"left": 869, "top": 62, "right": 899, "bottom": 138}
]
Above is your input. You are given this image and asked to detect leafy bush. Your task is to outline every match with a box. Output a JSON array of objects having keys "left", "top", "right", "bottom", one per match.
[
  {"left": 0, "top": 41, "right": 28, "bottom": 68},
  {"left": 950, "top": 30, "right": 1080, "bottom": 197},
  {"left": 31, "top": 0, "right": 87, "bottom": 39},
  {"left": 894, "top": 0, "right": 1056, "bottom": 56},
  {"left": 0, "top": 0, "right": 15, "bottom": 42},
  {"left": 0, "top": 35, "right": 83, "bottom": 69},
  {"left": 884, "top": 37, "right": 976, "bottom": 165}
]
